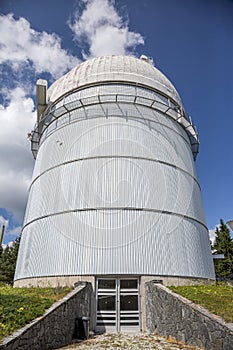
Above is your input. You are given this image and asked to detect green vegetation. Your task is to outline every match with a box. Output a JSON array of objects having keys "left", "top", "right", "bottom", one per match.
[
  {"left": 0, "top": 285, "right": 72, "bottom": 342},
  {"left": 0, "top": 237, "right": 20, "bottom": 285},
  {"left": 212, "top": 219, "right": 233, "bottom": 278},
  {"left": 169, "top": 283, "right": 233, "bottom": 323}
]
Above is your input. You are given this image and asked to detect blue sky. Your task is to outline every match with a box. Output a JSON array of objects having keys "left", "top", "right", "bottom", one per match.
[{"left": 0, "top": 0, "right": 233, "bottom": 244}]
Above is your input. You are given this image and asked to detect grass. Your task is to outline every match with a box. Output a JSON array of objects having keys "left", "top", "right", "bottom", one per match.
[
  {"left": 169, "top": 283, "right": 233, "bottom": 323},
  {"left": 0, "top": 285, "right": 72, "bottom": 342},
  {"left": 1, "top": 284, "right": 232, "bottom": 345}
]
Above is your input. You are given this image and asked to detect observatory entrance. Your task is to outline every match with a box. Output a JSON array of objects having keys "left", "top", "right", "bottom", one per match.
[{"left": 96, "top": 278, "right": 140, "bottom": 332}]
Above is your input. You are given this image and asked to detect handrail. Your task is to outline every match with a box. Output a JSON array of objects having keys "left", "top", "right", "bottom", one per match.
[{"left": 31, "top": 89, "right": 199, "bottom": 160}]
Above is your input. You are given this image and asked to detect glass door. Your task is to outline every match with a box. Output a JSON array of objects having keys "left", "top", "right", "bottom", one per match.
[
  {"left": 119, "top": 279, "right": 140, "bottom": 331},
  {"left": 96, "top": 279, "right": 116, "bottom": 332},
  {"left": 96, "top": 278, "right": 140, "bottom": 332}
]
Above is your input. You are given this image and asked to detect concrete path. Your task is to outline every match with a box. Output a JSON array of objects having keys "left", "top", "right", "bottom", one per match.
[{"left": 57, "top": 333, "right": 202, "bottom": 349}]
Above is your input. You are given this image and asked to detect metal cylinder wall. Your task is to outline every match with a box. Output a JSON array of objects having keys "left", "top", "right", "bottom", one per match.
[{"left": 14, "top": 56, "right": 215, "bottom": 283}]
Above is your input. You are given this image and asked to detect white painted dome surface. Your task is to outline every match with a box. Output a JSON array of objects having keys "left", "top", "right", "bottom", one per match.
[{"left": 48, "top": 55, "right": 182, "bottom": 105}]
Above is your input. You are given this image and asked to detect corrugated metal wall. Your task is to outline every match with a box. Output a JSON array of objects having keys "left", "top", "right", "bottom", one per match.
[{"left": 15, "top": 64, "right": 215, "bottom": 282}]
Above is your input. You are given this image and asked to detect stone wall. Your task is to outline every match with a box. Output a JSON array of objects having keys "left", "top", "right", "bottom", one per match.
[
  {"left": 146, "top": 282, "right": 233, "bottom": 350},
  {"left": 0, "top": 282, "right": 92, "bottom": 350},
  {"left": 140, "top": 275, "right": 212, "bottom": 331}
]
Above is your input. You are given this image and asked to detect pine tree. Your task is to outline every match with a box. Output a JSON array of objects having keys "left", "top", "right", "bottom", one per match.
[
  {"left": 0, "top": 237, "right": 20, "bottom": 285},
  {"left": 213, "top": 219, "right": 233, "bottom": 278}
]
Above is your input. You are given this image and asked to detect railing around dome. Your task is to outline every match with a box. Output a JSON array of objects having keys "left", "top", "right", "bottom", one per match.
[{"left": 30, "top": 84, "right": 199, "bottom": 160}]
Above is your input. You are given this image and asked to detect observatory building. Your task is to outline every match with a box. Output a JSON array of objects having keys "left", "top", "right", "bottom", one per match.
[{"left": 14, "top": 55, "right": 215, "bottom": 331}]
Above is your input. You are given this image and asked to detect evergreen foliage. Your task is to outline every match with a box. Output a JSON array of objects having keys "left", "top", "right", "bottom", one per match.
[
  {"left": 0, "top": 237, "right": 20, "bottom": 285},
  {"left": 213, "top": 219, "right": 233, "bottom": 278}
]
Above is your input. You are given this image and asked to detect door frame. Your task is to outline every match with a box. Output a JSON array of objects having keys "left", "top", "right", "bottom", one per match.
[{"left": 95, "top": 277, "right": 141, "bottom": 332}]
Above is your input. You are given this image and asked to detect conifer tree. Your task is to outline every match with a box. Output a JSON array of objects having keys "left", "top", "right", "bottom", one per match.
[
  {"left": 213, "top": 219, "right": 233, "bottom": 278},
  {"left": 0, "top": 237, "right": 20, "bottom": 285}
]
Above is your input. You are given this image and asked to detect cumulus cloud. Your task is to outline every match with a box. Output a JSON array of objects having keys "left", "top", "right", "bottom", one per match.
[
  {"left": 0, "top": 13, "right": 81, "bottom": 226},
  {"left": 0, "top": 215, "right": 9, "bottom": 229},
  {"left": 7, "top": 225, "right": 22, "bottom": 237},
  {"left": 2, "top": 241, "right": 14, "bottom": 249},
  {"left": 0, "top": 13, "right": 79, "bottom": 79},
  {"left": 209, "top": 225, "right": 220, "bottom": 245},
  {"left": 0, "top": 220, "right": 21, "bottom": 246},
  {"left": 0, "top": 2, "right": 144, "bottom": 244},
  {"left": 209, "top": 229, "right": 216, "bottom": 245},
  {"left": 68, "top": 0, "right": 144, "bottom": 58},
  {"left": 0, "top": 87, "right": 36, "bottom": 222},
  {"left": 0, "top": 13, "right": 81, "bottom": 240}
]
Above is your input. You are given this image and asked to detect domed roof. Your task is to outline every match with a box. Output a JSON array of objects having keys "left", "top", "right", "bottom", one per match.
[{"left": 47, "top": 55, "right": 183, "bottom": 106}]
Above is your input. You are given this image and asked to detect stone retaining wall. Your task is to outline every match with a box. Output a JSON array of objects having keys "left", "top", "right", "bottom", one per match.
[
  {"left": 145, "top": 282, "right": 233, "bottom": 350},
  {"left": 0, "top": 282, "right": 92, "bottom": 350}
]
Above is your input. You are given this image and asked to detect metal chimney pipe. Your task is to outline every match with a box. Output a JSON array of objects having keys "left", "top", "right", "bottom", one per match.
[{"left": 0, "top": 225, "right": 5, "bottom": 246}]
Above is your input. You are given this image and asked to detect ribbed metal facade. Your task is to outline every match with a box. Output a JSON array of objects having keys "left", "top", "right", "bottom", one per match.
[{"left": 14, "top": 55, "right": 215, "bottom": 283}]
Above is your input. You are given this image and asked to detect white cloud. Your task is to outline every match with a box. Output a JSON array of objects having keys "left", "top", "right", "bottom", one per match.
[
  {"left": 0, "top": 13, "right": 81, "bottom": 225},
  {"left": 0, "top": 13, "right": 79, "bottom": 79},
  {"left": 69, "top": 0, "right": 144, "bottom": 58},
  {"left": 8, "top": 226, "right": 22, "bottom": 237},
  {"left": 0, "top": 215, "right": 9, "bottom": 228},
  {"left": 0, "top": 87, "right": 36, "bottom": 222},
  {"left": 209, "top": 224, "right": 220, "bottom": 245},
  {"left": 209, "top": 229, "right": 216, "bottom": 245},
  {"left": 2, "top": 241, "right": 14, "bottom": 249},
  {"left": 0, "top": 3, "right": 144, "bottom": 245},
  {"left": 1, "top": 224, "right": 21, "bottom": 246}
]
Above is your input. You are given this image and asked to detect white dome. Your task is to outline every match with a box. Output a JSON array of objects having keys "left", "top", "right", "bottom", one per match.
[{"left": 48, "top": 55, "right": 183, "bottom": 106}]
